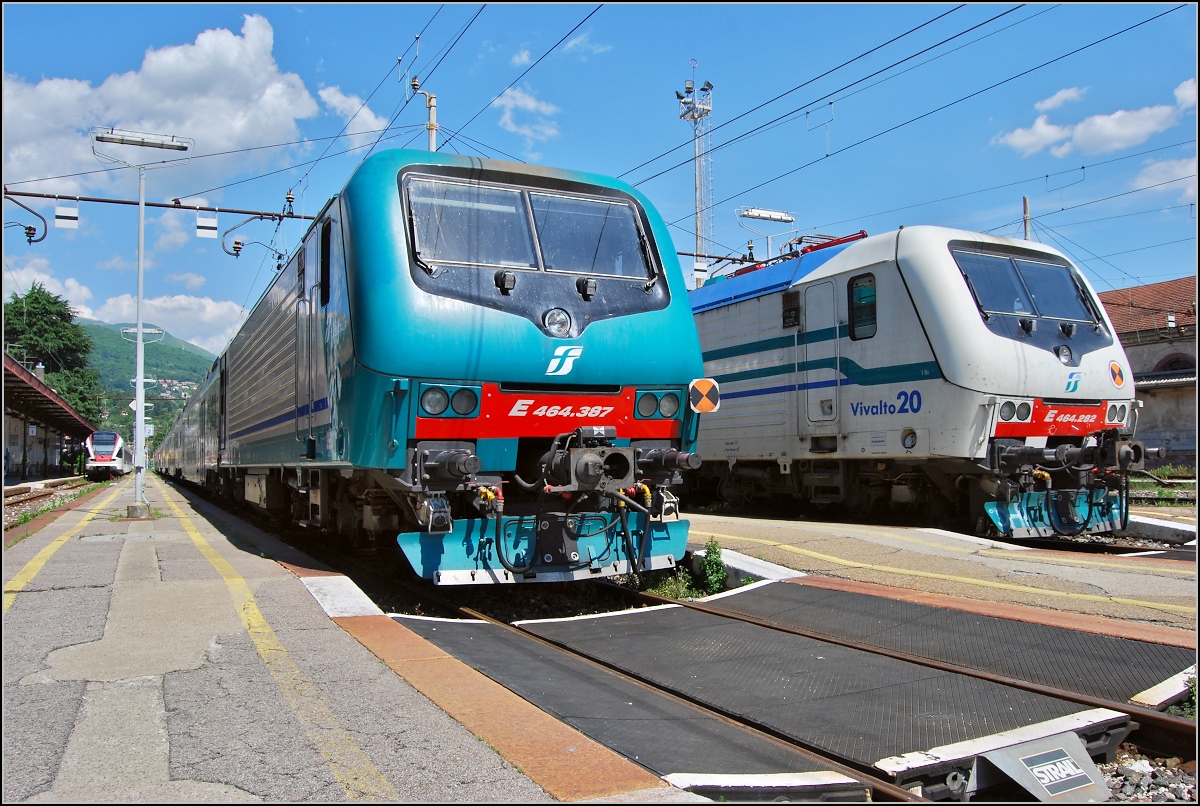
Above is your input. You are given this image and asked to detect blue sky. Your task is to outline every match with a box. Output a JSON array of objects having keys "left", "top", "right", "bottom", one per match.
[{"left": 3, "top": 3, "right": 1196, "bottom": 354}]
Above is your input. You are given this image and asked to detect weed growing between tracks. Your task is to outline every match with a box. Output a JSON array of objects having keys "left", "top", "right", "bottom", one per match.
[{"left": 1165, "top": 676, "right": 1196, "bottom": 720}]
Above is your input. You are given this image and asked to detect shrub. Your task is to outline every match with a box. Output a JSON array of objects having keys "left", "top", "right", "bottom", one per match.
[{"left": 699, "top": 536, "right": 727, "bottom": 595}]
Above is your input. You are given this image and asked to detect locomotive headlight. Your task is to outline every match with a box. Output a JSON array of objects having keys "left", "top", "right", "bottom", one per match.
[
  {"left": 637, "top": 393, "right": 659, "bottom": 417},
  {"left": 543, "top": 308, "right": 572, "bottom": 337},
  {"left": 658, "top": 392, "right": 680, "bottom": 417},
  {"left": 1000, "top": 401, "right": 1016, "bottom": 421},
  {"left": 421, "top": 387, "right": 449, "bottom": 416},
  {"left": 1118, "top": 404, "right": 1127, "bottom": 421},
  {"left": 1016, "top": 402, "right": 1031, "bottom": 421},
  {"left": 1056, "top": 345, "right": 1072, "bottom": 365},
  {"left": 451, "top": 388, "right": 478, "bottom": 416},
  {"left": 1108, "top": 404, "right": 1118, "bottom": 422}
]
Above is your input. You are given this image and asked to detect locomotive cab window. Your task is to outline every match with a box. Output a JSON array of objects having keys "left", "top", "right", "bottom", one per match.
[
  {"left": 848, "top": 273, "right": 877, "bottom": 340},
  {"left": 405, "top": 178, "right": 538, "bottom": 272},
  {"left": 951, "top": 249, "right": 1095, "bottom": 323},
  {"left": 529, "top": 193, "right": 650, "bottom": 278}
]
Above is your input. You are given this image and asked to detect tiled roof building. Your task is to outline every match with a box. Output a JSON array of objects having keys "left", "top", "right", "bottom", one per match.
[{"left": 1097, "top": 276, "right": 1196, "bottom": 467}]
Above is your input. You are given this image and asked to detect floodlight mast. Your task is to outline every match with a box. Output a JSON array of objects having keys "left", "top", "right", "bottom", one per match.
[
  {"left": 679, "top": 62, "right": 713, "bottom": 287},
  {"left": 90, "top": 128, "right": 193, "bottom": 518}
]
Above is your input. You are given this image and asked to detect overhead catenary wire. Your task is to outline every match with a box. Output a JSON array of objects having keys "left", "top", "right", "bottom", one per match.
[
  {"left": 437, "top": 4, "right": 603, "bottom": 155},
  {"left": 361, "top": 4, "right": 487, "bottom": 163},
  {"left": 632, "top": 4, "right": 1029, "bottom": 187},
  {"left": 983, "top": 173, "right": 1198, "bottom": 234},
  {"left": 291, "top": 4, "right": 445, "bottom": 194},
  {"left": 619, "top": 4, "right": 972, "bottom": 180},
  {"left": 810, "top": 140, "right": 1196, "bottom": 232},
  {"left": 666, "top": 4, "right": 1187, "bottom": 228}
]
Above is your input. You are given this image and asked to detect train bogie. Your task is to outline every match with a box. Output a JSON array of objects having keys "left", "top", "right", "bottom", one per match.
[{"left": 688, "top": 225, "right": 1147, "bottom": 539}]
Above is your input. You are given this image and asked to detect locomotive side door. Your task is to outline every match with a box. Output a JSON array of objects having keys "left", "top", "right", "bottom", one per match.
[
  {"left": 803, "top": 281, "right": 840, "bottom": 424},
  {"left": 296, "top": 219, "right": 332, "bottom": 456}
]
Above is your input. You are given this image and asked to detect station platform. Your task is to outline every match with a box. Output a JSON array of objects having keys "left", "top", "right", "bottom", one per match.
[
  {"left": 683, "top": 511, "right": 1197, "bottom": 634},
  {"left": 2, "top": 476, "right": 696, "bottom": 803}
]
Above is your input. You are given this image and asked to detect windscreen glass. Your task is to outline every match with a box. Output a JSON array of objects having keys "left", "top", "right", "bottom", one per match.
[
  {"left": 92, "top": 433, "right": 117, "bottom": 450},
  {"left": 406, "top": 178, "right": 537, "bottom": 269},
  {"left": 1013, "top": 259, "right": 1094, "bottom": 321},
  {"left": 529, "top": 194, "right": 650, "bottom": 278},
  {"left": 952, "top": 251, "right": 1036, "bottom": 316}
]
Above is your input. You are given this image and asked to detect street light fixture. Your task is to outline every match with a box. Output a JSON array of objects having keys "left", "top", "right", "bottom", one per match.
[{"left": 91, "top": 127, "right": 193, "bottom": 518}]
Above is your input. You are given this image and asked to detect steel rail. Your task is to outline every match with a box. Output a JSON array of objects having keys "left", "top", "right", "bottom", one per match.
[
  {"left": 621, "top": 587, "right": 1196, "bottom": 737},
  {"left": 443, "top": 598, "right": 924, "bottom": 803}
]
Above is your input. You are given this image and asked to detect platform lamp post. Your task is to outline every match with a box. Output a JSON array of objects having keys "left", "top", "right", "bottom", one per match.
[{"left": 91, "top": 128, "right": 193, "bottom": 518}]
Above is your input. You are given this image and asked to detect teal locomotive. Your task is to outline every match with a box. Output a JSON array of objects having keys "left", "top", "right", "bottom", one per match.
[{"left": 155, "top": 150, "right": 712, "bottom": 584}]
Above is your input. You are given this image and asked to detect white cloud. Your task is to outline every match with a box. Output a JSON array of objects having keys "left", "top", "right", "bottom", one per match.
[
  {"left": 1035, "top": 87, "right": 1087, "bottom": 112},
  {"left": 1175, "top": 78, "right": 1197, "bottom": 110},
  {"left": 318, "top": 85, "right": 389, "bottom": 150},
  {"left": 562, "top": 32, "right": 612, "bottom": 59},
  {"left": 152, "top": 208, "right": 192, "bottom": 254},
  {"left": 167, "top": 272, "right": 207, "bottom": 290},
  {"left": 991, "top": 115, "right": 1072, "bottom": 157},
  {"left": 4, "top": 255, "right": 96, "bottom": 319},
  {"left": 94, "top": 293, "right": 243, "bottom": 354},
  {"left": 510, "top": 49, "right": 531, "bottom": 67},
  {"left": 1070, "top": 105, "right": 1180, "bottom": 154},
  {"left": 994, "top": 79, "right": 1195, "bottom": 158},
  {"left": 2, "top": 15, "right": 319, "bottom": 198},
  {"left": 1133, "top": 156, "right": 1197, "bottom": 203},
  {"left": 492, "top": 87, "right": 560, "bottom": 147}
]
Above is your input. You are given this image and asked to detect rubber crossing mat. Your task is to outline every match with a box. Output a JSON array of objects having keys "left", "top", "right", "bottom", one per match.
[
  {"left": 701, "top": 581, "right": 1194, "bottom": 704},
  {"left": 521, "top": 604, "right": 1115, "bottom": 767},
  {"left": 396, "top": 614, "right": 863, "bottom": 794}
]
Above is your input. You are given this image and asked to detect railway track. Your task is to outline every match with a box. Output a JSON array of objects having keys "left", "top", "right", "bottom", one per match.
[
  {"left": 167, "top": 479, "right": 1195, "bottom": 801},
  {"left": 3, "top": 478, "right": 92, "bottom": 509}
]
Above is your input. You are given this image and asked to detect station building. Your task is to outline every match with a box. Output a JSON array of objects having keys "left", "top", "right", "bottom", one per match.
[
  {"left": 3, "top": 352, "right": 96, "bottom": 483},
  {"left": 1098, "top": 275, "right": 1197, "bottom": 468}
]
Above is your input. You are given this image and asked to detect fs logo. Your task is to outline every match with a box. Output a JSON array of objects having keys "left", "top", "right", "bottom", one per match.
[
  {"left": 1064, "top": 371, "right": 1083, "bottom": 393},
  {"left": 545, "top": 345, "right": 583, "bottom": 376}
]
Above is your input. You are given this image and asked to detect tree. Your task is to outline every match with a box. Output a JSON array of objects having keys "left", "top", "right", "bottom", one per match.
[{"left": 5, "top": 283, "right": 106, "bottom": 425}]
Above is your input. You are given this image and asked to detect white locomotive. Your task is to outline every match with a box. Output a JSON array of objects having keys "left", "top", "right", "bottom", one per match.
[{"left": 687, "top": 225, "right": 1152, "bottom": 538}]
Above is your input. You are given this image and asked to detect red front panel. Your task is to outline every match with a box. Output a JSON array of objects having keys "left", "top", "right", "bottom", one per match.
[
  {"left": 993, "top": 399, "right": 1109, "bottom": 438},
  {"left": 415, "top": 383, "right": 681, "bottom": 439}
]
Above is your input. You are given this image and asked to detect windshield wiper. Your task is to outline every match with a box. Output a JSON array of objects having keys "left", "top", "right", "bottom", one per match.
[{"left": 412, "top": 250, "right": 442, "bottom": 278}]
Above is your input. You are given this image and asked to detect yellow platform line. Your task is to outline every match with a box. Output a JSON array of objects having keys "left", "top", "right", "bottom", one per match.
[
  {"left": 692, "top": 530, "right": 1196, "bottom": 615},
  {"left": 822, "top": 523, "right": 1194, "bottom": 577},
  {"left": 4, "top": 481, "right": 128, "bottom": 615},
  {"left": 979, "top": 549, "right": 1197, "bottom": 576},
  {"left": 152, "top": 477, "right": 397, "bottom": 801}
]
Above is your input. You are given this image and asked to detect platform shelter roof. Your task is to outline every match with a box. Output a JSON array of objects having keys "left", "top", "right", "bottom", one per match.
[{"left": 3, "top": 353, "right": 96, "bottom": 439}]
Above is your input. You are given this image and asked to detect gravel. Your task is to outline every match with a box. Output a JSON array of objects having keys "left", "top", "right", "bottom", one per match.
[
  {"left": 1099, "top": 747, "right": 1196, "bottom": 802},
  {"left": 2, "top": 482, "right": 96, "bottom": 533}
]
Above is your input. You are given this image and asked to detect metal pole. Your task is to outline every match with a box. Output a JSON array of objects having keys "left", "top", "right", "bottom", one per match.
[
  {"left": 693, "top": 123, "right": 702, "bottom": 262},
  {"left": 427, "top": 94, "right": 438, "bottom": 151},
  {"left": 132, "top": 165, "right": 147, "bottom": 516},
  {"left": 1023, "top": 196, "right": 1031, "bottom": 240}
]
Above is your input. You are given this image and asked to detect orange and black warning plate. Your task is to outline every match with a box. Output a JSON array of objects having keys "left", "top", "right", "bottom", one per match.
[{"left": 689, "top": 378, "right": 720, "bottom": 413}]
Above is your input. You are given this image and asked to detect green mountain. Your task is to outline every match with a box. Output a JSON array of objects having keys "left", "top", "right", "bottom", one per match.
[{"left": 79, "top": 321, "right": 216, "bottom": 439}]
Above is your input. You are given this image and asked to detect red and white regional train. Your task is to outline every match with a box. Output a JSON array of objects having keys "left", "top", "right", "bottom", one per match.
[{"left": 84, "top": 430, "right": 133, "bottom": 481}]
